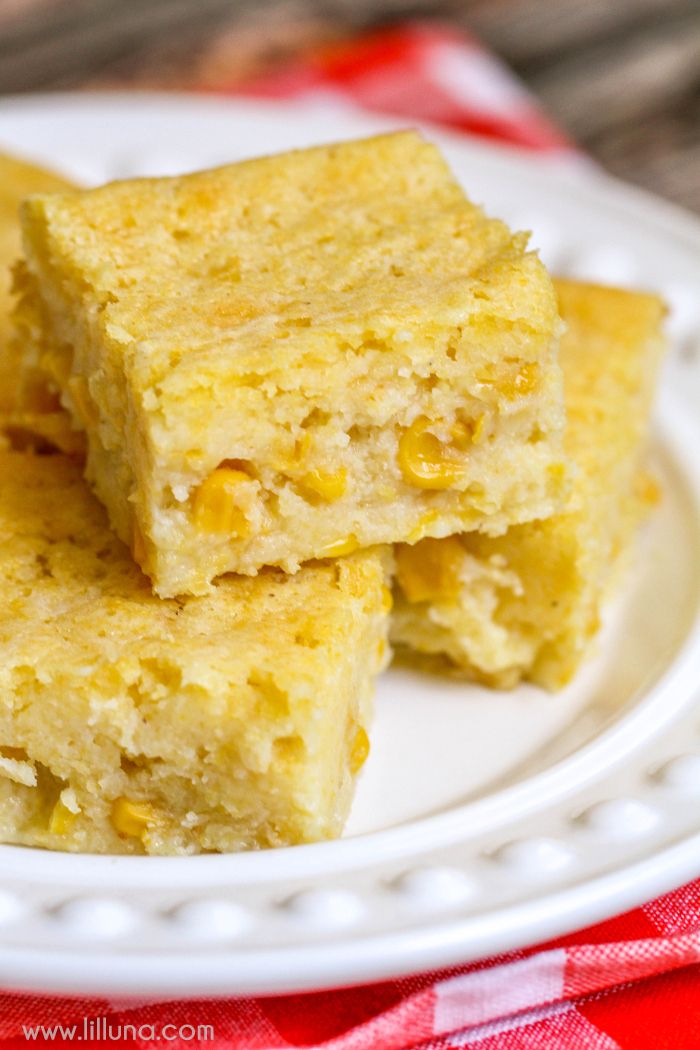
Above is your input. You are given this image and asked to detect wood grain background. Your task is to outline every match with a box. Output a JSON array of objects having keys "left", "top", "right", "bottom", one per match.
[{"left": 0, "top": 0, "right": 698, "bottom": 212}]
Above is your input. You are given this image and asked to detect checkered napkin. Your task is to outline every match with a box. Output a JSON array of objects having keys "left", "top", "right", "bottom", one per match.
[{"left": 3, "top": 22, "right": 699, "bottom": 1050}]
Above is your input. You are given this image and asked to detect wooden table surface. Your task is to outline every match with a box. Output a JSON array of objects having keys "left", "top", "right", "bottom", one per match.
[{"left": 0, "top": 0, "right": 698, "bottom": 213}]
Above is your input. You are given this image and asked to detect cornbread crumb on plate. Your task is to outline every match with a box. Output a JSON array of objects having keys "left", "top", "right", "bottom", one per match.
[
  {"left": 391, "top": 279, "right": 666, "bottom": 689},
  {"left": 0, "top": 451, "right": 391, "bottom": 854},
  {"left": 18, "top": 130, "right": 567, "bottom": 596},
  {"left": 0, "top": 152, "right": 82, "bottom": 455}
]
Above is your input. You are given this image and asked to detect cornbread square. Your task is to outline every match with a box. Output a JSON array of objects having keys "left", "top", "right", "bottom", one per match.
[
  {"left": 0, "top": 152, "right": 81, "bottom": 455},
  {"left": 0, "top": 452, "right": 391, "bottom": 855},
  {"left": 391, "top": 280, "right": 666, "bottom": 689},
  {"left": 18, "top": 131, "right": 567, "bottom": 596}
]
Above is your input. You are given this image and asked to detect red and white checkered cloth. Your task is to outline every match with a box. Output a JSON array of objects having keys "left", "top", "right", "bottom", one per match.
[
  {"left": 229, "top": 22, "right": 573, "bottom": 155},
  {"left": 3, "top": 22, "right": 699, "bottom": 1050}
]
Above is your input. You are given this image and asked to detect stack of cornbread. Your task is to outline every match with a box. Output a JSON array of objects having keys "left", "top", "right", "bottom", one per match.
[{"left": 0, "top": 133, "right": 665, "bottom": 854}]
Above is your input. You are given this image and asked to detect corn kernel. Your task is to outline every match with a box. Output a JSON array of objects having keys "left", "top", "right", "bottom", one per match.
[
  {"left": 398, "top": 417, "right": 467, "bottom": 489},
  {"left": 349, "top": 725, "right": 370, "bottom": 774},
  {"left": 48, "top": 799, "right": 77, "bottom": 836},
  {"left": 193, "top": 467, "right": 251, "bottom": 535},
  {"left": 110, "top": 797, "right": 162, "bottom": 839},
  {"left": 67, "top": 375, "right": 99, "bottom": 429},
  {"left": 514, "top": 362, "right": 538, "bottom": 395},
  {"left": 380, "top": 585, "right": 394, "bottom": 614},
  {"left": 395, "top": 536, "right": 465, "bottom": 603},
  {"left": 299, "top": 468, "right": 347, "bottom": 502},
  {"left": 451, "top": 414, "right": 487, "bottom": 449},
  {"left": 500, "top": 361, "right": 538, "bottom": 399},
  {"left": 318, "top": 534, "right": 359, "bottom": 558}
]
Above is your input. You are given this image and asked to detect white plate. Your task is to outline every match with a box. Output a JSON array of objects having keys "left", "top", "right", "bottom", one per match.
[{"left": 0, "top": 93, "right": 699, "bottom": 998}]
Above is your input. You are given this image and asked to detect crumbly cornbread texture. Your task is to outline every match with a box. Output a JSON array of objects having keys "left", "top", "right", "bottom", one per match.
[
  {"left": 0, "top": 153, "right": 81, "bottom": 454},
  {"left": 19, "top": 131, "right": 567, "bottom": 596},
  {"left": 391, "top": 280, "right": 666, "bottom": 689},
  {"left": 0, "top": 452, "right": 390, "bottom": 854}
]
